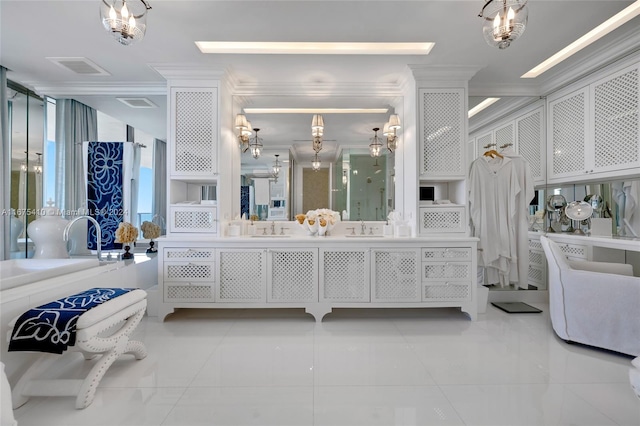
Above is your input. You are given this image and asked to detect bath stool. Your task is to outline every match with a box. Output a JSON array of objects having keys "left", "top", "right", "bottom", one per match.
[{"left": 8, "top": 289, "right": 147, "bottom": 409}]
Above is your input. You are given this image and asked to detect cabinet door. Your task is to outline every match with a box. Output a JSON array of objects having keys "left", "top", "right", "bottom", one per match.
[
  {"left": 419, "top": 88, "right": 466, "bottom": 178},
  {"left": 516, "top": 106, "right": 545, "bottom": 185},
  {"left": 475, "top": 131, "right": 493, "bottom": 160},
  {"left": 494, "top": 122, "right": 515, "bottom": 150},
  {"left": 267, "top": 248, "right": 318, "bottom": 302},
  {"left": 592, "top": 64, "right": 640, "bottom": 175},
  {"left": 371, "top": 248, "right": 420, "bottom": 302},
  {"left": 170, "top": 87, "right": 218, "bottom": 177},
  {"left": 216, "top": 249, "right": 266, "bottom": 302},
  {"left": 320, "top": 248, "right": 370, "bottom": 302},
  {"left": 548, "top": 86, "right": 590, "bottom": 181}
]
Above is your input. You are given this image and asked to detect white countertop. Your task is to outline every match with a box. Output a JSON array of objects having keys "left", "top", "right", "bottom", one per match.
[{"left": 529, "top": 231, "right": 640, "bottom": 252}]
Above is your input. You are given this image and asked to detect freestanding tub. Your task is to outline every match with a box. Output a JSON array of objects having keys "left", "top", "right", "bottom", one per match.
[{"left": 0, "top": 258, "right": 100, "bottom": 291}]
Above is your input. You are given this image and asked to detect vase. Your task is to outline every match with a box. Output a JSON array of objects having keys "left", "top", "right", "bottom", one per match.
[
  {"left": 122, "top": 245, "right": 134, "bottom": 260},
  {"left": 146, "top": 240, "right": 157, "bottom": 254}
]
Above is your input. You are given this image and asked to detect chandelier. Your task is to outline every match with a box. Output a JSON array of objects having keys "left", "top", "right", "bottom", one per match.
[
  {"left": 478, "top": 0, "right": 528, "bottom": 49},
  {"left": 311, "top": 153, "right": 321, "bottom": 171},
  {"left": 235, "top": 114, "right": 252, "bottom": 152},
  {"left": 249, "top": 128, "right": 263, "bottom": 159},
  {"left": 272, "top": 154, "right": 281, "bottom": 176},
  {"left": 100, "top": 0, "right": 152, "bottom": 46},
  {"left": 369, "top": 127, "right": 383, "bottom": 158},
  {"left": 311, "top": 114, "right": 324, "bottom": 153},
  {"left": 383, "top": 114, "right": 401, "bottom": 152},
  {"left": 34, "top": 153, "right": 43, "bottom": 174}
]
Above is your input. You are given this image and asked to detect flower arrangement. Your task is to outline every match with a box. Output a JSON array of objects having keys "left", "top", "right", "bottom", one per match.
[
  {"left": 295, "top": 208, "right": 340, "bottom": 236},
  {"left": 114, "top": 221, "right": 138, "bottom": 244},
  {"left": 140, "top": 221, "right": 161, "bottom": 239}
]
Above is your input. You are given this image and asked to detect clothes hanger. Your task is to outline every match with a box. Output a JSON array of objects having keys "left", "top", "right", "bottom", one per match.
[{"left": 482, "top": 143, "right": 503, "bottom": 159}]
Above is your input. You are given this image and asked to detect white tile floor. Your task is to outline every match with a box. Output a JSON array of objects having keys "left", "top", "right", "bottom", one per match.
[{"left": 12, "top": 303, "right": 640, "bottom": 426}]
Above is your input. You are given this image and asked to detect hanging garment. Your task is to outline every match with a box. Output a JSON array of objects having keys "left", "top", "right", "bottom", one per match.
[
  {"left": 469, "top": 155, "right": 521, "bottom": 286},
  {"left": 501, "top": 146, "right": 535, "bottom": 289},
  {"left": 83, "top": 142, "right": 136, "bottom": 250}
]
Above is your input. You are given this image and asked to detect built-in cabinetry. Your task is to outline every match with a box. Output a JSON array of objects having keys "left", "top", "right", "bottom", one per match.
[
  {"left": 548, "top": 61, "right": 640, "bottom": 184},
  {"left": 167, "top": 84, "right": 220, "bottom": 236},
  {"left": 156, "top": 237, "right": 478, "bottom": 322},
  {"left": 527, "top": 232, "right": 590, "bottom": 290}
]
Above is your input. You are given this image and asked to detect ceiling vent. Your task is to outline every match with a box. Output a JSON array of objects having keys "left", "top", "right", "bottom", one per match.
[
  {"left": 46, "top": 57, "right": 111, "bottom": 76},
  {"left": 116, "top": 97, "right": 157, "bottom": 108}
]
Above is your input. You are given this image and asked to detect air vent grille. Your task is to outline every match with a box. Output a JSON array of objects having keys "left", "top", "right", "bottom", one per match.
[
  {"left": 117, "top": 97, "right": 157, "bottom": 108},
  {"left": 47, "top": 57, "right": 110, "bottom": 76}
]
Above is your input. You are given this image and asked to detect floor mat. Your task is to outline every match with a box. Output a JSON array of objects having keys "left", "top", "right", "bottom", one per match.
[{"left": 491, "top": 302, "right": 542, "bottom": 313}]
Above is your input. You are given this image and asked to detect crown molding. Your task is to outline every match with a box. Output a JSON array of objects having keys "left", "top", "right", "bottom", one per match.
[
  {"left": 30, "top": 82, "right": 167, "bottom": 97},
  {"left": 468, "top": 82, "right": 542, "bottom": 98},
  {"left": 229, "top": 81, "right": 405, "bottom": 98},
  {"left": 408, "top": 64, "right": 482, "bottom": 82},
  {"left": 469, "top": 97, "right": 543, "bottom": 134},
  {"left": 149, "top": 63, "right": 226, "bottom": 81}
]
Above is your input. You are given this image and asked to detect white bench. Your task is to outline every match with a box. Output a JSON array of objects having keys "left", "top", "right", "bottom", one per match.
[{"left": 8, "top": 289, "right": 147, "bottom": 409}]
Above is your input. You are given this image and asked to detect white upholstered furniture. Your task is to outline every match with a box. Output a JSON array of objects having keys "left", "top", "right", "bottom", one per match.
[
  {"left": 540, "top": 235, "right": 640, "bottom": 356},
  {"left": 8, "top": 289, "right": 148, "bottom": 409},
  {"left": 631, "top": 357, "right": 640, "bottom": 400}
]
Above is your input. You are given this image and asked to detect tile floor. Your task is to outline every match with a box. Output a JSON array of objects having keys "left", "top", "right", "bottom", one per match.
[{"left": 11, "top": 303, "right": 640, "bottom": 426}]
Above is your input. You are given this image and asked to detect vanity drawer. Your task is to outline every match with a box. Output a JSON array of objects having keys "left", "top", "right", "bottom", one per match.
[
  {"left": 529, "top": 249, "right": 545, "bottom": 267},
  {"left": 422, "top": 281, "right": 471, "bottom": 301},
  {"left": 164, "top": 247, "right": 215, "bottom": 261},
  {"left": 421, "top": 247, "right": 472, "bottom": 262},
  {"left": 163, "top": 261, "right": 215, "bottom": 282},
  {"left": 419, "top": 206, "right": 466, "bottom": 234},
  {"left": 164, "top": 282, "right": 215, "bottom": 303},
  {"left": 421, "top": 262, "right": 472, "bottom": 281},
  {"left": 557, "top": 243, "right": 588, "bottom": 260},
  {"left": 169, "top": 205, "right": 217, "bottom": 234}
]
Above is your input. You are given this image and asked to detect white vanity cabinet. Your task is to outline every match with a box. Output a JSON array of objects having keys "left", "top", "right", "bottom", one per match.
[
  {"left": 548, "top": 62, "right": 640, "bottom": 183},
  {"left": 217, "top": 249, "right": 267, "bottom": 302},
  {"left": 162, "top": 247, "right": 216, "bottom": 303},
  {"left": 267, "top": 248, "right": 318, "bottom": 302},
  {"left": 527, "top": 236, "right": 547, "bottom": 290},
  {"left": 371, "top": 248, "right": 421, "bottom": 302},
  {"left": 320, "top": 248, "right": 370, "bottom": 302},
  {"left": 421, "top": 246, "right": 473, "bottom": 302}
]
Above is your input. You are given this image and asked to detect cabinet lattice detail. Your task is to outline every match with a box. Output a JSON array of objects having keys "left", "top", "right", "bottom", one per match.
[
  {"left": 374, "top": 251, "right": 418, "bottom": 300},
  {"left": 175, "top": 91, "right": 215, "bottom": 173},
  {"left": 270, "top": 251, "right": 316, "bottom": 301},
  {"left": 421, "top": 209, "right": 463, "bottom": 232},
  {"left": 421, "top": 91, "right": 462, "bottom": 175},
  {"left": 529, "top": 250, "right": 544, "bottom": 266},
  {"left": 422, "top": 248, "right": 470, "bottom": 260},
  {"left": 529, "top": 240, "right": 543, "bottom": 251},
  {"left": 559, "top": 244, "right": 587, "bottom": 258},
  {"left": 495, "top": 124, "right": 514, "bottom": 148},
  {"left": 594, "top": 68, "right": 639, "bottom": 169},
  {"left": 517, "top": 110, "right": 542, "bottom": 179},
  {"left": 323, "top": 251, "right": 367, "bottom": 300},
  {"left": 174, "top": 210, "right": 215, "bottom": 230},
  {"left": 424, "top": 284, "right": 469, "bottom": 300},
  {"left": 476, "top": 133, "right": 493, "bottom": 155},
  {"left": 166, "top": 249, "right": 214, "bottom": 260},
  {"left": 422, "top": 263, "right": 470, "bottom": 280},
  {"left": 528, "top": 265, "right": 544, "bottom": 283},
  {"left": 166, "top": 285, "right": 213, "bottom": 301},
  {"left": 552, "top": 92, "right": 586, "bottom": 175},
  {"left": 219, "top": 251, "right": 264, "bottom": 301},
  {"left": 166, "top": 263, "right": 212, "bottom": 280}
]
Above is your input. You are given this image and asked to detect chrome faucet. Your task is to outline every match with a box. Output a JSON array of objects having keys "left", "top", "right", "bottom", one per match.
[
  {"left": 63, "top": 215, "right": 102, "bottom": 260},
  {"left": 270, "top": 221, "right": 276, "bottom": 235},
  {"left": 360, "top": 220, "right": 367, "bottom": 235}
]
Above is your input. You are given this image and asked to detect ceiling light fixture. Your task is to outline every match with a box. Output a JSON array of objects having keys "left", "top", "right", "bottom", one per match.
[
  {"left": 272, "top": 154, "right": 281, "bottom": 176},
  {"left": 242, "top": 108, "right": 389, "bottom": 114},
  {"left": 235, "top": 114, "right": 252, "bottom": 152},
  {"left": 20, "top": 152, "right": 28, "bottom": 173},
  {"left": 34, "top": 153, "right": 43, "bottom": 175},
  {"left": 468, "top": 97, "right": 501, "bottom": 117},
  {"left": 195, "top": 42, "right": 435, "bottom": 55},
  {"left": 312, "top": 153, "right": 321, "bottom": 171},
  {"left": 249, "top": 128, "right": 263, "bottom": 159},
  {"left": 478, "top": 0, "right": 528, "bottom": 50},
  {"left": 383, "top": 114, "right": 401, "bottom": 152},
  {"left": 522, "top": 1, "right": 640, "bottom": 78},
  {"left": 312, "top": 114, "right": 324, "bottom": 153},
  {"left": 369, "top": 128, "right": 383, "bottom": 158},
  {"left": 100, "top": 0, "right": 152, "bottom": 46}
]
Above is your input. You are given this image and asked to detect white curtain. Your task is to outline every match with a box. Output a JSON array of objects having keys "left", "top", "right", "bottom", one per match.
[
  {"left": 130, "top": 144, "right": 142, "bottom": 227},
  {"left": 55, "top": 99, "right": 97, "bottom": 214},
  {"left": 0, "top": 67, "right": 9, "bottom": 259},
  {"left": 152, "top": 139, "right": 167, "bottom": 233}
]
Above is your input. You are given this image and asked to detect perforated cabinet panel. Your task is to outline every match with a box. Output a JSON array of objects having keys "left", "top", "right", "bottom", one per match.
[
  {"left": 372, "top": 250, "right": 420, "bottom": 301},
  {"left": 517, "top": 109, "right": 543, "bottom": 180},
  {"left": 551, "top": 89, "right": 587, "bottom": 176},
  {"left": 419, "top": 207, "right": 466, "bottom": 234},
  {"left": 268, "top": 249, "right": 318, "bottom": 302},
  {"left": 423, "top": 282, "right": 470, "bottom": 301},
  {"left": 218, "top": 250, "right": 266, "bottom": 302},
  {"left": 594, "top": 67, "right": 639, "bottom": 170},
  {"left": 321, "top": 250, "right": 369, "bottom": 302},
  {"left": 495, "top": 123, "right": 514, "bottom": 149},
  {"left": 419, "top": 89, "right": 464, "bottom": 177},
  {"left": 173, "top": 89, "right": 217, "bottom": 174}
]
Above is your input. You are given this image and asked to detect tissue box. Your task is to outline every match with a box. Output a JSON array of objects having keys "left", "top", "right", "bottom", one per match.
[{"left": 228, "top": 224, "right": 241, "bottom": 237}]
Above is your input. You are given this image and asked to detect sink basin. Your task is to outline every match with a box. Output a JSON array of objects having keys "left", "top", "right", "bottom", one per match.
[
  {"left": 344, "top": 234, "right": 381, "bottom": 238},
  {"left": 250, "top": 235, "right": 291, "bottom": 238}
]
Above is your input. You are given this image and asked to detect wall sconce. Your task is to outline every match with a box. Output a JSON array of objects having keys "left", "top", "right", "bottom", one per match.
[
  {"left": 312, "top": 114, "right": 324, "bottom": 153},
  {"left": 235, "top": 114, "right": 252, "bottom": 152},
  {"left": 249, "top": 128, "right": 263, "bottom": 159},
  {"left": 99, "top": 0, "right": 152, "bottom": 46},
  {"left": 342, "top": 169, "right": 348, "bottom": 186},
  {"left": 383, "top": 114, "right": 401, "bottom": 152},
  {"left": 478, "top": 0, "right": 528, "bottom": 50},
  {"left": 311, "top": 153, "right": 321, "bottom": 171},
  {"left": 34, "top": 152, "right": 43, "bottom": 174},
  {"left": 369, "top": 127, "right": 383, "bottom": 157},
  {"left": 20, "top": 151, "right": 28, "bottom": 173}
]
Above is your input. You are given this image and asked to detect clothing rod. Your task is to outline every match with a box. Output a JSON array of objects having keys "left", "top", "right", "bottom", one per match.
[{"left": 76, "top": 141, "right": 147, "bottom": 148}]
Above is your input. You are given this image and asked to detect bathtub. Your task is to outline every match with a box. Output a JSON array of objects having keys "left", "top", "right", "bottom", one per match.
[{"left": 0, "top": 258, "right": 100, "bottom": 291}]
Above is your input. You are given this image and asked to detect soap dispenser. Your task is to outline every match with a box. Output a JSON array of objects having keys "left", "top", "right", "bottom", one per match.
[{"left": 27, "top": 200, "right": 70, "bottom": 259}]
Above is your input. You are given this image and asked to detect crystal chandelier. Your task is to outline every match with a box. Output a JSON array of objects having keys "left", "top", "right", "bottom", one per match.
[
  {"left": 311, "top": 114, "right": 324, "bottom": 153},
  {"left": 249, "top": 128, "right": 263, "bottom": 159},
  {"left": 311, "top": 153, "right": 321, "bottom": 171},
  {"left": 272, "top": 154, "right": 281, "bottom": 176},
  {"left": 100, "top": 0, "right": 152, "bottom": 46},
  {"left": 478, "top": 0, "right": 528, "bottom": 50},
  {"left": 383, "top": 114, "right": 401, "bottom": 152},
  {"left": 235, "top": 114, "right": 252, "bottom": 152},
  {"left": 34, "top": 153, "right": 43, "bottom": 174},
  {"left": 369, "top": 128, "right": 383, "bottom": 158}
]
